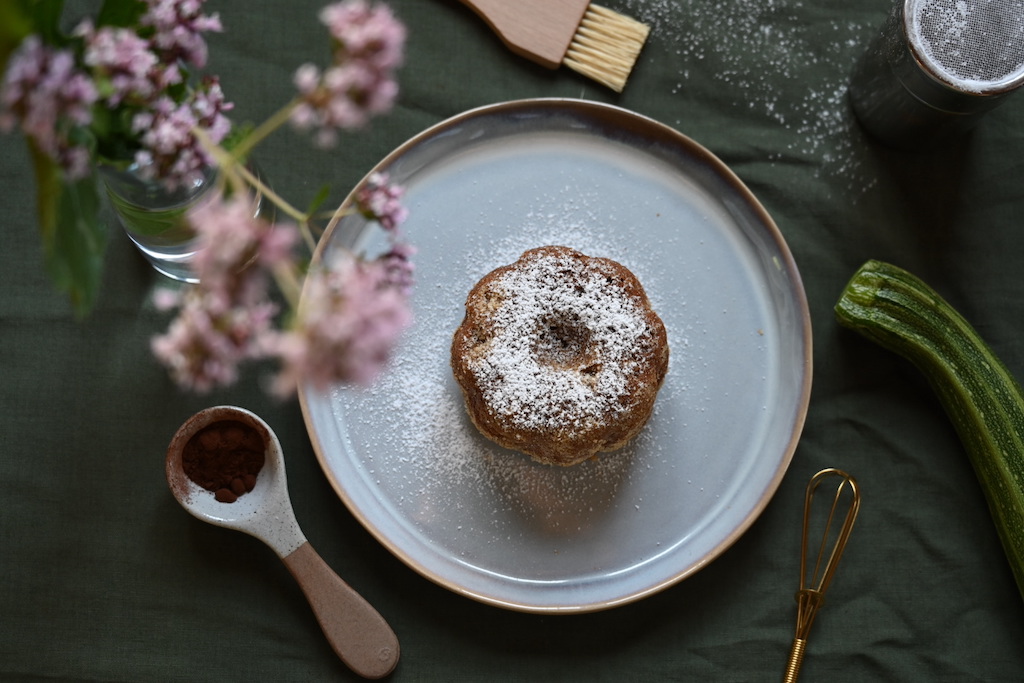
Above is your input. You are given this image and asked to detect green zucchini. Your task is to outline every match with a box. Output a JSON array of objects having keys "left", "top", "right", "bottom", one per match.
[{"left": 835, "top": 259, "right": 1024, "bottom": 602}]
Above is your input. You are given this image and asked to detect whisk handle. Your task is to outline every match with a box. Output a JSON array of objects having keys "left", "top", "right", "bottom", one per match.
[{"left": 782, "top": 637, "right": 807, "bottom": 683}]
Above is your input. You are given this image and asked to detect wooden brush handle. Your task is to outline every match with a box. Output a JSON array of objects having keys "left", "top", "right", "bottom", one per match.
[
  {"left": 458, "top": 0, "right": 591, "bottom": 68},
  {"left": 282, "top": 542, "right": 400, "bottom": 679}
]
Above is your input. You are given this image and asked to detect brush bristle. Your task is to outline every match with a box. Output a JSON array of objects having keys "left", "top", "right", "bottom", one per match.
[{"left": 563, "top": 4, "right": 650, "bottom": 93}]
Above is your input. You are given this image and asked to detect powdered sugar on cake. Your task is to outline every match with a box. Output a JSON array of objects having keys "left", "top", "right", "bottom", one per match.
[{"left": 469, "top": 251, "right": 654, "bottom": 433}]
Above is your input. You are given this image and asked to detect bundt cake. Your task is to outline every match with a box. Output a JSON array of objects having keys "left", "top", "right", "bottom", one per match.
[{"left": 451, "top": 246, "right": 669, "bottom": 466}]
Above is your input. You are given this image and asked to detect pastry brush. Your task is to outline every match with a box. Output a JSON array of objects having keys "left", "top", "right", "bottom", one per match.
[{"left": 458, "top": 0, "right": 650, "bottom": 92}]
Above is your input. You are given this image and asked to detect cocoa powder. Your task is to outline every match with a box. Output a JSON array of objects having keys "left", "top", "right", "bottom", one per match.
[{"left": 182, "top": 419, "right": 265, "bottom": 503}]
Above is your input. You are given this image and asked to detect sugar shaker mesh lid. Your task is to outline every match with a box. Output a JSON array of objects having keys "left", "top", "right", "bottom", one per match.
[{"left": 908, "top": 0, "right": 1024, "bottom": 90}]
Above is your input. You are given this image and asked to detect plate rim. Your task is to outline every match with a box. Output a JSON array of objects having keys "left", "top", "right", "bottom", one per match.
[{"left": 298, "top": 97, "right": 813, "bottom": 613}]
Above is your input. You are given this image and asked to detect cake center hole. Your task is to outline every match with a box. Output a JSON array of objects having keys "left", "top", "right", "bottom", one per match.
[{"left": 534, "top": 314, "right": 592, "bottom": 369}]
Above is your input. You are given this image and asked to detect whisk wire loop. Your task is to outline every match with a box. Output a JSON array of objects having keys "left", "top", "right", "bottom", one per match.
[{"left": 782, "top": 468, "right": 861, "bottom": 683}]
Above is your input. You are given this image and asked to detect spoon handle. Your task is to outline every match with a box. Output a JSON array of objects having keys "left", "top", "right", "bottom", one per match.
[{"left": 282, "top": 541, "right": 400, "bottom": 679}]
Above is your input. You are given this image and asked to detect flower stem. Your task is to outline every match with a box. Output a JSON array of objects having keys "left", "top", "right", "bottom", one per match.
[
  {"left": 230, "top": 99, "right": 301, "bottom": 162},
  {"left": 234, "top": 163, "right": 306, "bottom": 223},
  {"left": 272, "top": 261, "right": 303, "bottom": 310},
  {"left": 297, "top": 218, "right": 319, "bottom": 254},
  {"left": 193, "top": 125, "right": 309, "bottom": 225}
]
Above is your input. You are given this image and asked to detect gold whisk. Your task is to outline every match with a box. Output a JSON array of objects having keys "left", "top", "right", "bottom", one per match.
[{"left": 782, "top": 468, "right": 861, "bottom": 683}]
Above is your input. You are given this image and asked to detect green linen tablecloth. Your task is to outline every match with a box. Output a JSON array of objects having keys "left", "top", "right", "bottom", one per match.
[{"left": 2, "top": 0, "right": 1023, "bottom": 680}]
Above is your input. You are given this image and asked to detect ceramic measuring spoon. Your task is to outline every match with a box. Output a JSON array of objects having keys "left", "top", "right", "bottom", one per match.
[{"left": 166, "top": 405, "right": 400, "bottom": 679}]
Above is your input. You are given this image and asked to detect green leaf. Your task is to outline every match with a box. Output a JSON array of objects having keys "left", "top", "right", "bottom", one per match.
[
  {"left": 0, "top": 0, "right": 36, "bottom": 74},
  {"left": 305, "top": 184, "right": 332, "bottom": 219},
  {"left": 1, "top": 0, "right": 82, "bottom": 68},
  {"left": 96, "top": 0, "right": 146, "bottom": 28},
  {"left": 220, "top": 121, "right": 256, "bottom": 160},
  {"left": 92, "top": 104, "right": 142, "bottom": 161},
  {"left": 28, "top": 139, "right": 61, "bottom": 246},
  {"left": 30, "top": 0, "right": 66, "bottom": 44},
  {"left": 29, "top": 141, "right": 109, "bottom": 317},
  {"left": 54, "top": 177, "right": 109, "bottom": 316}
]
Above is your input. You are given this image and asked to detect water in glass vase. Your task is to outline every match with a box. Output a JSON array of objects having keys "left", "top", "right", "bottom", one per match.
[{"left": 100, "top": 163, "right": 268, "bottom": 282}]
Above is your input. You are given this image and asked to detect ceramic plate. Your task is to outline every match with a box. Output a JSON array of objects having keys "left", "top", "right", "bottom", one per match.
[{"left": 299, "top": 99, "right": 812, "bottom": 613}]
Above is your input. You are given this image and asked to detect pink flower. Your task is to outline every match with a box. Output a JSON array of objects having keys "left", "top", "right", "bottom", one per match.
[
  {"left": 190, "top": 194, "right": 298, "bottom": 293},
  {"left": 151, "top": 290, "right": 278, "bottom": 393},
  {"left": 0, "top": 37, "right": 98, "bottom": 178},
  {"left": 141, "top": 0, "right": 223, "bottom": 68},
  {"left": 79, "top": 22, "right": 174, "bottom": 106},
  {"left": 152, "top": 287, "right": 182, "bottom": 311},
  {"left": 131, "top": 77, "right": 233, "bottom": 189},
  {"left": 157, "top": 188, "right": 414, "bottom": 396},
  {"left": 352, "top": 172, "right": 412, "bottom": 292},
  {"left": 151, "top": 195, "right": 300, "bottom": 392},
  {"left": 377, "top": 241, "right": 416, "bottom": 296},
  {"left": 190, "top": 76, "right": 233, "bottom": 142},
  {"left": 320, "top": 0, "right": 405, "bottom": 71},
  {"left": 271, "top": 250, "right": 412, "bottom": 394},
  {"left": 354, "top": 171, "right": 407, "bottom": 232},
  {"left": 290, "top": 0, "right": 405, "bottom": 146}
]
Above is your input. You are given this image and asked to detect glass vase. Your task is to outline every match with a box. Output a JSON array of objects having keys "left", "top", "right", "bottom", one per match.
[{"left": 100, "top": 162, "right": 268, "bottom": 282}]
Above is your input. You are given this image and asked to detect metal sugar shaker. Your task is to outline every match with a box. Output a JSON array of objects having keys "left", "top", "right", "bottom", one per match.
[{"left": 849, "top": 0, "right": 1024, "bottom": 150}]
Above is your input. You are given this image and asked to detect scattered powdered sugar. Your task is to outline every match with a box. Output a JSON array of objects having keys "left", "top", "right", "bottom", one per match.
[
  {"left": 619, "top": 0, "right": 882, "bottom": 195},
  {"left": 465, "top": 248, "right": 657, "bottom": 433},
  {"left": 321, "top": 126, "right": 788, "bottom": 543},
  {"left": 333, "top": 213, "right": 675, "bottom": 531}
]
